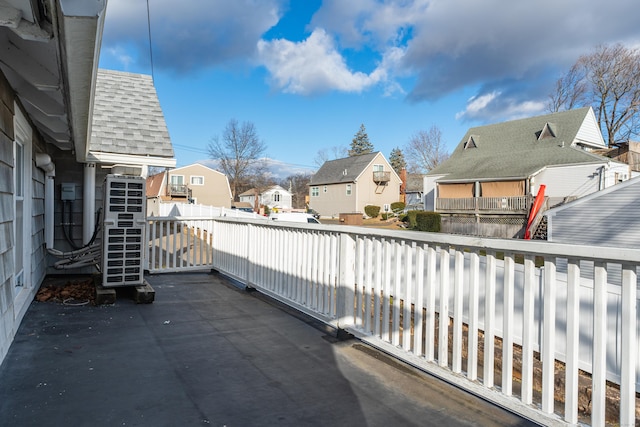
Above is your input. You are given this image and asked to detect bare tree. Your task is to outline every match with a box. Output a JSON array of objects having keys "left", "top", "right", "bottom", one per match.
[
  {"left": 208, "top": 119, "right": 267, "bottom": 200},
  {"left": 314, "top": 146, "right": 348, "bottom": 167},
  {"left": 405, "top": 126, "right": 449, "bottom": 173},
  {"left": 547, "top": 63, "right": 588, "bottom": 113},
  {"left": 279, "top": 173, "right": 312, "bottom": 209},
  {"left": 548, "top": 43, "right": 640, "bottom": 145}
]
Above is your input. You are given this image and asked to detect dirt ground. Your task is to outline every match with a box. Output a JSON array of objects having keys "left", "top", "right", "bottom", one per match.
[{"left": 322, "top": 216, "right": 405, "bottom": 230}]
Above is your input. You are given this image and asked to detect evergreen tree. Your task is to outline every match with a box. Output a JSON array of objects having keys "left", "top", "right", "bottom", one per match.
[
  {"left": 348, "top": 124, "right": 374, "bottom": 156},
  {"left": 389, "top": 147, "right": 407, "bottom": 175}
]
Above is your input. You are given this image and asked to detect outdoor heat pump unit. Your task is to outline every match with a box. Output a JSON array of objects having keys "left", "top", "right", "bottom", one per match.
[{"left": 101, "top": 174, "right": 146, "bottom": 287}]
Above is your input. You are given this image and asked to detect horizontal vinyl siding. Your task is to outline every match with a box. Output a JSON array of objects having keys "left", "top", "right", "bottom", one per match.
[
  {"left": 31, "top": 165, "right": 45, "bottom": 285},
  {"left": 309, "top": 183, "right": 355, "bottom": 217},
  {"left": 535, "top": 164, "right": 600, "bottom": 200},
  {"left": 548, "top": 180, "right": 640, "bottom": 248}
]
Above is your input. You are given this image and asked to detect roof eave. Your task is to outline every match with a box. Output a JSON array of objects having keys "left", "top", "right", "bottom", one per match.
[{"left": 57, "top": 2, "right": 107, "bottom": 162}]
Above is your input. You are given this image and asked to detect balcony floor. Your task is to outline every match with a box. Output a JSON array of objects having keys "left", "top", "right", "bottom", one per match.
[{"left": 0, "top": 272, "right": 536, "bottom": 427}]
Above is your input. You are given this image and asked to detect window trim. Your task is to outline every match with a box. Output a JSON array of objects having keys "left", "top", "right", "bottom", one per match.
[
  {"left": 311, "top": 186, "right": 319, "bottom": 197},
  {"left": 170, "top": 174, "right": 184, "bottom": 185},
  {"left": 346, "top": 184, "right": 352, "bottom": 196},
  {"left": 190, "top": 175, "right": 204, "bottom": 185}
]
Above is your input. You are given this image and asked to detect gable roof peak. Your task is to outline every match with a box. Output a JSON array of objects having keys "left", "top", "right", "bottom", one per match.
[
  {"left": 464, "top": 135, "right": 478, "bottom": 149},
  {"left": 537, "top": 122, "right": 557, "bottom": 140}
]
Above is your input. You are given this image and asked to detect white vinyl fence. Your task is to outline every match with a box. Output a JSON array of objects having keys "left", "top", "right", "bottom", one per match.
[{"left": 146, "top": 216, "right": 639, "bottom": 427}]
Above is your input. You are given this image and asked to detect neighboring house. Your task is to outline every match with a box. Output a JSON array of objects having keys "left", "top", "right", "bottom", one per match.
[
  {"left": 405, "top": 173, "right": 425, "bottom": 208},
  {"left": 592, "top": 140, "right": 640, "bottom": 175},
  {"left": 239, "top": 185, "right": 292, "bottom": 211},
  {"left": 425, "top": 107, "right": 629, "bottom": 238},
  {"left": 146, "top": 164, "right": 232, "bottom": 214},
  {"left": 543, "top": 176, "right": 640, "bottom": 248},
  {"left": 309, "top": 152, "right": 402, "bottom": 217}
]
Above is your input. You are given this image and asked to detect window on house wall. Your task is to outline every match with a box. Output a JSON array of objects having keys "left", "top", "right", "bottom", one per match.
[
  {"left": 190, "top": 176, "right": 204, "bottom": 185},
  {"left": 373, "top": 164, "right": 383, "bottom": 172},
  {"left": 323, "top": 186, "right": 327, "bottom": 193},
  {"left": 346, "top": 184, "right": 352, "bottom": 195},
  {"left": 311, "top": 187, "right": 319, "bottom": 197},
  {"left": 170, "top": 175, "right": 184, "bottom": 185},
  {"left": 273, "top": 191, "right": 281, "bottom": 202},
  {"left": 14, "top": 141, "right": 24, "bottom": 288}
]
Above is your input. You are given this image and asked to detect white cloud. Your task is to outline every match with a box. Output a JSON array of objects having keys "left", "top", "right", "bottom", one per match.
[
  {"left": 257, "top": 29, "right": 390, "bottom": 95},
  {"left": 102, "top": 0, "right": 284, "bottom": 72}
]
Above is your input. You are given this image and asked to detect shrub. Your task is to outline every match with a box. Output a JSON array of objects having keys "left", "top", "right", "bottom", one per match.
[
  {"left": 390, "top": 202, "right": 405, "bottom": 213},
  {"left": 415, "top": 211, "right": 441, "bottom": 232},
  {"left": 405, "top": 210, "right": 420, "bottom": 228},
  {"left": 381, "top": 212, "right": 393, "bottom": 220},
  {"left": 364, "top": 205, "right": 380, "bottom": 218}
]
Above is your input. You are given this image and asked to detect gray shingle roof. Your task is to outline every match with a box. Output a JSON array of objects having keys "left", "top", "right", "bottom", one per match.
[
  {"left": 428, "top": 107, "right": 607, "bottom": 181},
  {"left": 310, "top": 152, "right": 379, "bottom": 185},
  {"left": 89, "top": 69, "right": 174, "bottom": 158}
]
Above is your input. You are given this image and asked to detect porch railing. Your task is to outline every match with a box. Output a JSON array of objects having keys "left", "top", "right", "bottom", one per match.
[
  {"left": 146, "top": 215, "right": 640, "bottom": 427},
  {"left": 436, "top": 196, "right": 532, "bottom": 212}
]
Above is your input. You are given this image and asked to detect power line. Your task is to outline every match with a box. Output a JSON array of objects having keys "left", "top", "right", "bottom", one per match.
[
  {"left": 146, "top": 0, "right": 154, "bottom": 81},
  {"left": 171, "top": 143, "right": 316, "bottom": 170}
]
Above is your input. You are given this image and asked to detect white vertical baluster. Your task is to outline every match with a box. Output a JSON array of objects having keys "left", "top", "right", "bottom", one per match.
[
  {"left": 413, "top": 244, "right": 425, "bottom": 357},
  {"left": 620, "top": 263, "right": 637, "bottom": 427},
  {"left": 484, "top": 250, "right": 496, "bottom": 388},
  {"left": 591, "top": 261, "right": 607, "bottom": 426},
  {"left": 403, "top": 242, "right": 414, "bottom": 352},
  {"left": 564, "top": 258, "right": 580, "bottom": 423},
  {"left": 438, "top": 247, "right": 450, "bottom": 367},
  {"left": 502, "top": 252, "right": 515, "bottom": 396},
  {"left": 521, "top": 254, "right": 536, "bottom": 405},
  {"left": 541, "top": 258, "right": 557, "bottom": 414},
  {"left": 425, "top": 245, "right": 437, "bottom": 362},
  {"left": 467, "top": 250, "right": 480, "bottom": 381},
  {"left": 452, "top": 247, "right": 464, "bottom": 373}
]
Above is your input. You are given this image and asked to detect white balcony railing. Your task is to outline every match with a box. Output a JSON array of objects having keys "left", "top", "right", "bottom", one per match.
[
  {"left": 146, "top": 216, "right": 639, "bottom": 427},
  {"left": 436, "top": 196, "right": 532, "bottom": 212}
]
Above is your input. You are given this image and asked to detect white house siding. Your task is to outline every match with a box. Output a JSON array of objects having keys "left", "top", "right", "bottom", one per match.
[
  {"left": 546, "top": 177, "right": 640, "bottom": 248},
  {"left": 262, "top": 186, "right": 292, "bottom": 210},
  {"left": 533, "top": 163, "right": 602, "bottom": 205},
  {"left": 574, "top": 109, "right": 607, "bottom": 148},
  {"left": 603, "top": 161, "right": 631, "bottom": 187},
  {"left": 424, "top": 174, "right": 444, "bottom": 211}
]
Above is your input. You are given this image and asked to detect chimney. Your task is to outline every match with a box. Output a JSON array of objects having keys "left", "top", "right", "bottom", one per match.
[{"left": 400, "top": 168, "right": 407, "bottom": 204}]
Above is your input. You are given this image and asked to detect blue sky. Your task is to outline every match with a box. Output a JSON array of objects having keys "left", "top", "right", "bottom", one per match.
[{"left": 99, "top": 0, "right": 640, "bottom": 176}]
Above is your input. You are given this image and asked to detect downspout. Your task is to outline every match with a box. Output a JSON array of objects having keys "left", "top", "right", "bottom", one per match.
[
  {"left": 83, "top": 163, "right": 96, "bottom": 245},
  {"left": 35, "top": 154, "right": 55, "bottom": 248}
]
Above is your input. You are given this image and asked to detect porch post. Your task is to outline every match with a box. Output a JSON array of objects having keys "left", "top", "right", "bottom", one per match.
[{"left": 336, "top": 232, "right": 355, "bottom": 330}]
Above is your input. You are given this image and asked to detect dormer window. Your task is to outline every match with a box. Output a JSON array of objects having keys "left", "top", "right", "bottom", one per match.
[
  {"left": 464, "top": 135, "right": 477, "bottom": 149},
  {"left": 538, "top": 122, "right": 556, "bottom": 140}
]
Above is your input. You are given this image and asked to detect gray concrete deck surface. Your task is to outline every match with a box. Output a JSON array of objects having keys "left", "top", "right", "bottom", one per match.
[{"left": 0, "top": 272, "right": 538, "bottom": 427}]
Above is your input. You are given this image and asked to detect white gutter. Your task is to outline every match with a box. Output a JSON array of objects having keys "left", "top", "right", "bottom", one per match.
[
  {"left": 83, "top": 163, "right": 96, "bottom": 245},
  {"left": 86, "top": 151, "right": 177, "bottom": 168},
  {"left": 35, "top": 153, "right": 55, "bottom": 248}
]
